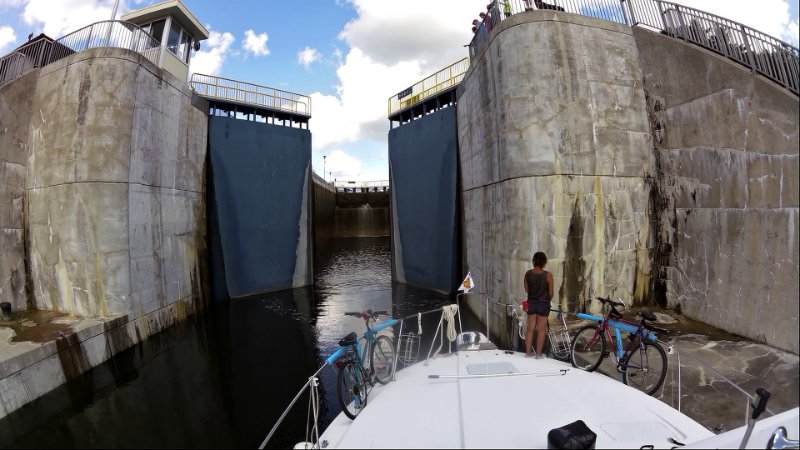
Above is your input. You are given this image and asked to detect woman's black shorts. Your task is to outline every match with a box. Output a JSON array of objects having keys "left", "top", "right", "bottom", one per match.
[{"left": 527, "top": 300, "right": 550, "bottom": 317}]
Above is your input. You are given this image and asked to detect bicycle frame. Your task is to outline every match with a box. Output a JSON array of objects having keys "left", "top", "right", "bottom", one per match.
[
  {"left": 326, "top": 317, "right": 399, "bottom": 372},
  {"left": 576, "top": 312, "right": 656, "bottom": 366},
  {"left": 359, "top": 318, "right": 399, "bottom": 372}
]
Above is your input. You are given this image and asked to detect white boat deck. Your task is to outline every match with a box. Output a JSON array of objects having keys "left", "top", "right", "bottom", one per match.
[{"left": 320, "top": 345, "right": 714, "bottom": 449}]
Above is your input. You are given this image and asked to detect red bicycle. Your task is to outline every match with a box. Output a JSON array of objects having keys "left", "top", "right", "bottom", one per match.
[{"left": 570, "top": 296, "right": 669, "bottom": 396}]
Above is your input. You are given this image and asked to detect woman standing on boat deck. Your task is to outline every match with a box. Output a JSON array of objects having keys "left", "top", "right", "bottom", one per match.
[{"left": 524, "top": 252, "right": 553, "bottom": 359}]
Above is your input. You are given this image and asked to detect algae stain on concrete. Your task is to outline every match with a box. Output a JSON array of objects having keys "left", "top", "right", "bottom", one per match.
[
  {"left": 591, "top": 177, "right": 605, "bottom": 303},
  {"left": 558, "top": 197, "right": 587, "bottom": 311}
]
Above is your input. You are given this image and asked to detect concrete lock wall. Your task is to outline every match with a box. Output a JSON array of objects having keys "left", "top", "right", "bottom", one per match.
[
  {"left": 633, "top": 28, "right": 800, "bottom": 354},
  {"left": 312, "top": 173, "right": 336, "bottom": 242},
  {"left": 207, "top": 116, "right": 312, "bottom": 299},
  {"left": 389, "top": 107, "right": 461, "bottom": 295},
  {"left": 335, "top": 189, "right": 390, "bottom": 238},
  {"left": 0, "top": 47, "right": 209, "bottom": 417},
  {"left": 457, "top": 12, "right": 654, "bottom": 345},
  {"left": 0, "top": 71, "right": 37, "bottom": 312},
  {"left": 24, "top": 48, "right": 208, "bottom": 322}
]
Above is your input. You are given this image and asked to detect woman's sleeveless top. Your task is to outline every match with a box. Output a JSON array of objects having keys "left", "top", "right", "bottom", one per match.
[{"left": 525, "top": 270, "right": 550, "bottom": 303}]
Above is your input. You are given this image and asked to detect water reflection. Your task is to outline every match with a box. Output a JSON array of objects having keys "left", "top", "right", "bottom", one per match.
[{"left": 0, "top": 237, "right": 459, "bottom": 448}]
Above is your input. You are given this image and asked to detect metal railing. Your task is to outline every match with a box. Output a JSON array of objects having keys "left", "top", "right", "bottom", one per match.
[
  {"left": 468, "top": 0, "right": 628, "bottom": 60},
  {"left": 467, "top": 0, "right": 799, "bottom": 96},
  {"left": 334, "top": 180, "right": 390, "bottom": 192},
  {"left": 0, "top": 38, "right": 51, "bottom": 85},
  {"left": 387, "top": 57, "right": 469, "bottom": 117},
  {"left": 627, "top": 0, "right": 799, "bottom": 94},
  {"left": 190, "top": 74, "right": 312, "bottom": 117},
  {"left": 0, "top": 20, "right": 161, "bottom": 88}
]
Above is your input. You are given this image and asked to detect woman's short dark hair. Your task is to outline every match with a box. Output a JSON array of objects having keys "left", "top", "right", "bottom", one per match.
[{"left": 532, "top": 252, "right": 547, "bottom": 267}]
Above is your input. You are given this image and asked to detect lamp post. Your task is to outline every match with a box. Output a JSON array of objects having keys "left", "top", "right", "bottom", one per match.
[
  {"left": 105, "top": 0, "right": 121, "bottom": 46},
  {"left": 110, "top": 0, "right": 120, "bottom": 19},
  {"left": 323, "top": 155, "right": 327, "bottom": 182}
]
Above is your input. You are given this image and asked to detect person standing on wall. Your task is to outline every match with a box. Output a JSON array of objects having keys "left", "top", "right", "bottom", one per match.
[
  {"left": 503, "top": 0, "right": 512, "bottom": 18},
  {"left": 524, "top": 251, "right": 553, "bottom": 359}
]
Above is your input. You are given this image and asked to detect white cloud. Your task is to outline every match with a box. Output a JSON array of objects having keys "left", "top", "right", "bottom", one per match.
[
  {"left": 0, "top": 25, "right": 15, "bottom": 52},
  {"left": 298, "top": 46, "right": 321, "bottom": 69},
  {"left": 243, "top": 29, "right": 269, "bottom": 56},
  {"left": 21, "top": 0, "right": 114, "bottom": 38},
  {"left": 339, "top": 0, "right": 484, "bottom": 73},
  {"left": 309, "top": 48, "right": 423, "bottom": 152},
  {"left": 310, "top": 0, "right": 484, "bottom": 149},
  {"left": 325, "top": 149, "right": 363, "bottom": 180},
  {"left": 308, "top": 0, "right": 485, "bottom": 181},
  {"left": 189, "top": 29, "right": 235, "bottom": 76},
  {"left": 786, "top": 19, "right": 800, "bottom": 44}
]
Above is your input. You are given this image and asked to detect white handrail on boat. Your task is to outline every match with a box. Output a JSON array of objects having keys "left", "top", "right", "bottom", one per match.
[
  {"left": 259, "top": 304, "right": 466, "bottom": 448},
  {"left": 424, "top": 304, "right": 460, "bottom": 364},
  {"left": 258, "top": 367, "right": 326, "bottom": 449},
  {"left": 260, "top": 291, "right": 790, "bottom": 447}
]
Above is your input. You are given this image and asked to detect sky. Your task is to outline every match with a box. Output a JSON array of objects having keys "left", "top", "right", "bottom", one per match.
[{"left": 0, "top": 0, "right": 798, "bottom": 183}]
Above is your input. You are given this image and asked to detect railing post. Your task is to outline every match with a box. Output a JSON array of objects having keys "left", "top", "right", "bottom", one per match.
[
  {"left": 675, "top": 6, "right": 688, "bottom": 41},
  {"left": 486, "top": 296, "right": 490, "bottom": 338},
  {"left": 774, "top": 46, "right": 790, "bottom": 91},
  {"left": 657, "top": 1, "right": 669, "bottom": 33},
  {"left": 739, "top": 24, "right": 758, "bottom": 75},
  {"left": 621, "top": 0, "right": 635, "bottom": 27},
  {"left": 677, "top": 348, "right": 681, "bottom": 412},
  {"left": 104, "top": 21, "right": 113, "bottom": 47},
  {"left": 714, "top": 24, "right": 730, "bottom": 58}
]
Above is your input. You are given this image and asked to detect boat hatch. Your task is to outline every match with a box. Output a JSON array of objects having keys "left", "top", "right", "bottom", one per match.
[{"left": 466, "top": 362, "right": 517, "bottom": 375}]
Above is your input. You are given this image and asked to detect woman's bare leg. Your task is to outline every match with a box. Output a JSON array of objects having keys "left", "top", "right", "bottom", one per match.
[
  {"left": 535, "top": 315, "right": 548, "bottom": 356},
  {"left": 525, "top": 314, "right": 536, "bottom": 356}
]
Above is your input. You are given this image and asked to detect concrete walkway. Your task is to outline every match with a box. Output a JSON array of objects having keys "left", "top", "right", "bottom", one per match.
[{"left": 0, "top": 310, "right": 127, "bottom": 418}]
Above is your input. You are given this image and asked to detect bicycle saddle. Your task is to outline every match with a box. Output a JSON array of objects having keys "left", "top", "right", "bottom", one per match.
[
  {"left": 339, "top": 332, "right": 357, "bottom": 347},
  {"left": 639, "top": 311, "right": 657, "bottom": 322}
]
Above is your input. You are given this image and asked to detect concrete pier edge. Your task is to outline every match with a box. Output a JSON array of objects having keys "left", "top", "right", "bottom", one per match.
[{"left": 0, "top": 298, "right": 197, "bottom": 419}]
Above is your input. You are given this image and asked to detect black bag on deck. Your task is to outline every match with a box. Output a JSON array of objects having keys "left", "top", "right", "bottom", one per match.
[{"left": 547, "top": 420, "right": 597, "bottom": 449}]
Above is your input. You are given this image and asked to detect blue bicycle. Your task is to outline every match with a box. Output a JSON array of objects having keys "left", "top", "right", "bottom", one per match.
[
  {"left": 569, "top": 296, "right": 669, "bottom": 396},
  {"left": 325, "top": 310, "right": 398, "bottom": 419}
]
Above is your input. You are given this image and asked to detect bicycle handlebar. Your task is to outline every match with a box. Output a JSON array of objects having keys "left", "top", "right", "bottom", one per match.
[
  {"left": 344, "top": 310, "right": 389, "bottom": 320},
  {"left": 584, "top": 297, "right": 671, "bottom": 335},
  {"left": 595, "top": 296, "right": 625, "bottom": 307}
]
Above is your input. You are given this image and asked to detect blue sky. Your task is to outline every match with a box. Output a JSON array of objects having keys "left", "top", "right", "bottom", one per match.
[{"left": 1, "top": 0, "right": 798, "bottom": 183}]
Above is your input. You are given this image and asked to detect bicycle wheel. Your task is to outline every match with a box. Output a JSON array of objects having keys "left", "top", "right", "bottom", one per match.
[
  {"left": 372, "top": 335, "right": 396, "bottom": 384},
  {"left": 623, "top": 341, "right": 668, "bottom": 396},
  {"left": 337, "top": 360, "right": 367, "bottom": 419},
  {"left": 570, "top": 325, "right": 605, "bottom": 371}
]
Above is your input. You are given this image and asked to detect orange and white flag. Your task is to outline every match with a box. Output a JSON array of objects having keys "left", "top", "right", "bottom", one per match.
[{"left": 457, "top": 272, "right": 475, "bottom": 293}]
